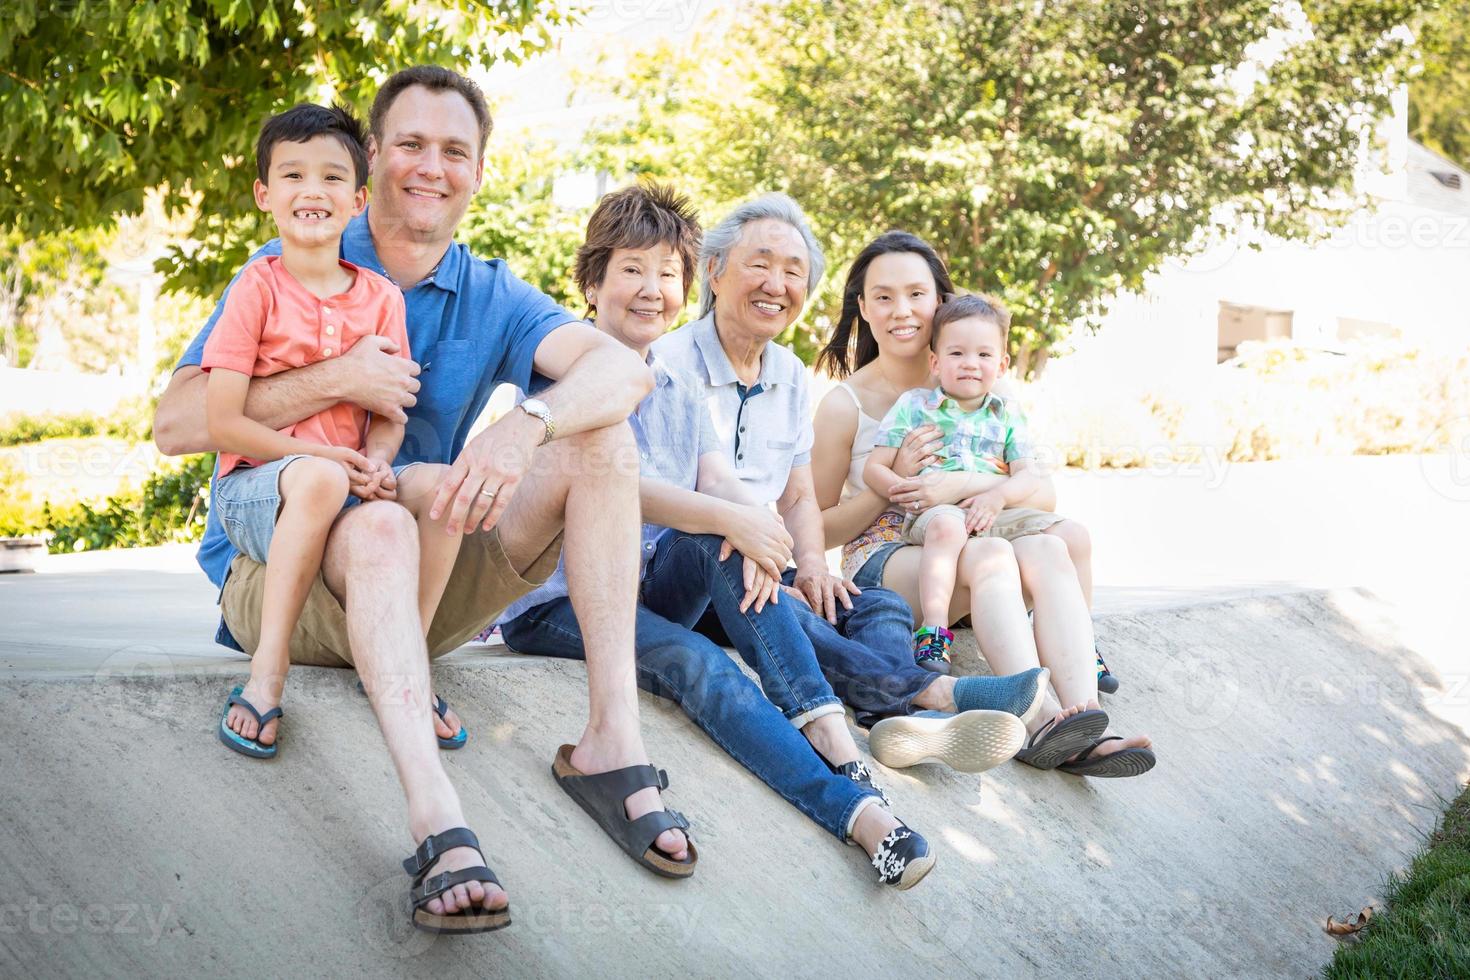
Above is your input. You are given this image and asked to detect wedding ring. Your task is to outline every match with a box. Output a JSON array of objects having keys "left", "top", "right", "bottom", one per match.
[{"left": 480, "top": 487, "right": 498, "bottom": 498}]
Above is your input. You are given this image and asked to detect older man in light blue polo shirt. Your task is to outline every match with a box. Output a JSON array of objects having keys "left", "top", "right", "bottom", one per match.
[{"left": 654, "top": 195, "right": 1048, "bottom": 738}]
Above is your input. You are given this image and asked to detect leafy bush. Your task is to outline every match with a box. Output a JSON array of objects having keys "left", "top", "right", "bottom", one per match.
[
  {"left": 0, "top": 397, "right": 154, "bottom": 447},
  {"left": 37, "top": 453, "right": 212, "bottom": 553}
]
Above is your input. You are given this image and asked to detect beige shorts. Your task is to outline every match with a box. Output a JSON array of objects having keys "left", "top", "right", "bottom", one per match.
[
  {"left": 220, "top": 525, "right": 563, "bottom": 668},
  {"left": 902, "top": 505, "right": 1064, "bottom": 545}
]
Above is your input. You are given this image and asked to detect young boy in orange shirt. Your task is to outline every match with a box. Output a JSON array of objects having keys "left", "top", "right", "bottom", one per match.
[{"left": 205, "top": 104, "right": 460, "bottom": 757}]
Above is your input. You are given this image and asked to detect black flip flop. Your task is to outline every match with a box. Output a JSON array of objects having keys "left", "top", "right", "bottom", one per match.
[
  {"left": 403, "top": 827, "right": 510, "bottom": 934},
  {"left": 1057, "top": 736, "right": 1156, "bottom": 778},
  {"left": 1013, "top": 708, "right": 1108, "bottom": 770},
  {"left": 551, "top": 743, "right": 697, "bottom": 878}
]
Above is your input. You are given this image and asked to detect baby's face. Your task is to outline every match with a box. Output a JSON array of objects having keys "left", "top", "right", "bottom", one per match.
[{"left": 929, "top": 315, "right": 1008, "bottom": 401}]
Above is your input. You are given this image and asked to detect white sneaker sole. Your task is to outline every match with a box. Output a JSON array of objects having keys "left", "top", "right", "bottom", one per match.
[{"left": 868, "top": 710, "right": 1027, "bottom": 773}]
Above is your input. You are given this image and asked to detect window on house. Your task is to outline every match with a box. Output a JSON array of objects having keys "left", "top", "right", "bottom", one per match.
[{"left": 1217, "top": 302, "right": 1293, "bottom": 362}]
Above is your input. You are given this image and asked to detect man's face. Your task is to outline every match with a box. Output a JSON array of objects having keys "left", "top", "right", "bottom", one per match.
[
  {"left": 254, "top": 135, "right": 367, "bottom": 248},
  {"left": 367, "top": 85, "right": 485, "bottom": 241},
  {"left": 708, "top": 218, "right": 809, "bottom": 342}
]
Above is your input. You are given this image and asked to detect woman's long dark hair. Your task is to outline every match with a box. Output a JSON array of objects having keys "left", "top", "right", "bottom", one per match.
[{"left": 815, "top": 231, "right": 957, "bottom": 379}]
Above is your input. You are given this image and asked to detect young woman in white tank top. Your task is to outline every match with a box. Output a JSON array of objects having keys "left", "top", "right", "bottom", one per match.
[{"left": 810, "top": 233, "right": 1152, "bottom": 777}]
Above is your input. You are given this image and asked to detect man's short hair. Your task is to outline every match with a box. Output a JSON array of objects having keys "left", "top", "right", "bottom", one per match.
[
  {"left": 256, "top": 104, "right": 369, "bottom": 188},
  {"left": 574, "top": 183, "right": 703, "bottom": 316},
  {"left": 698, "top": 193, "right": 826, "bottom": 318},
  {"left": 370, "top": 66, "right": 493, "bottom": 159},
  {"left": 931, "top": 291, "right": 1012, "bottom": 351}
]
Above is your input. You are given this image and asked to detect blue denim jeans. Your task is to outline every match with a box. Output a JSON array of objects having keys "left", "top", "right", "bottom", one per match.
[
  {"left": 500, "top": 531, "right": 873, "bottom": 840},
  {"left": 773, "top": 569, "right": 939, "bottom": 727}
]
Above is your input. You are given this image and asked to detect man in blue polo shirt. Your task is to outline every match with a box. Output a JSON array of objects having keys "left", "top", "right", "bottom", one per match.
[{"left": 154, "top": 67, "right": 693, "bottom": 929}]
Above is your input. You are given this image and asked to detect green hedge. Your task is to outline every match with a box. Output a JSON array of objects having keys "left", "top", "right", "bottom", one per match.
[
  {"left": 0, "top": 398, "right": 154, "bottom": 447},
  {"left": 31, "top": 453, "right": 213, "bottom": 553}
]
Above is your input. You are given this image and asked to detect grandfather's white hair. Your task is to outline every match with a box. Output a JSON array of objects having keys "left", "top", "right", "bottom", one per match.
[{"left": 697, "top": 193, "right": 826, "bottom": 318}]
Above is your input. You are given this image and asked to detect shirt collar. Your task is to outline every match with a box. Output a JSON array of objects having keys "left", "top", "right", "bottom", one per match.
[
  {"left": 646, "top": 350, "right": 674, "bottom": 389},
  {"left": 933, "top": 385, "right": 1003, "bottom": 414},
  {"left": 691, "top": 312, "right": 779, "bottom": 389},
  {"left": 341, "top": 209, "right": 459, "bottom": 294}
]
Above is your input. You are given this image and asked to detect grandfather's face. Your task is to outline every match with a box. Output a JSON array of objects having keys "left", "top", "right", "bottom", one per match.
[
  {"left": 367, "top": 85, "right": 485, "bottom": 242},
  {"left": 708, "top": 218, "right": 809, "bottom": 342}
]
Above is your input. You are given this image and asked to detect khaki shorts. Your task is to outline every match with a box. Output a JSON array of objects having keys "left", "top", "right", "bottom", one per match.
[
  {"left": 903, "top": 504, "right": 1064, "bottom": 544},
  {"left": 220, "top": 525, "right": 563, "bottom": 668}
]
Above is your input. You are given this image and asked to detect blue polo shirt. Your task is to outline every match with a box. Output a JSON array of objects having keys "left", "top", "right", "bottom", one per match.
[{"left": 176, "top": 210, "right": 575, "bottom": 649}]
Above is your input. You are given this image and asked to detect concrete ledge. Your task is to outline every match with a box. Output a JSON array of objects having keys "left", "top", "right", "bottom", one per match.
[{"left": 1, "top": 588, "right": 1467, "bottom": 977}]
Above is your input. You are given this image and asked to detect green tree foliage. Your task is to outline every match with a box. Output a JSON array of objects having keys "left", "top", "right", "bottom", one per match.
[
  {"left": 586, "top": 0, "right": 1426, "bottom": 374},
  {"left": 459, "top": 135, "right": 588, "bottom": 310},
  {"left": 0, "top": 0, "right": 575, "bottom": 297},
  {"left": 1411, "top": 0, "right": 1470, "bottom": 166}
]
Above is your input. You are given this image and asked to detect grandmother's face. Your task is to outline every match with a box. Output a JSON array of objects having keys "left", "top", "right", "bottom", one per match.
[
  {"left": 708, "top": 218, "right": 809, "bottom": 342},
  {"left": 588, "top": 243, "right": 686, "bottom": 355}
]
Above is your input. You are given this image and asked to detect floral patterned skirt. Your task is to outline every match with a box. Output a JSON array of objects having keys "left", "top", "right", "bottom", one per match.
[{"left": 840, "top": 509, "right": 907, "bottom": 582}]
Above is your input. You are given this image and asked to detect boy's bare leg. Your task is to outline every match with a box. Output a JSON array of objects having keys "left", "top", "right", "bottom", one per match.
[
  {"left": 393, "top": 463, "right": 462, "bottom": 635},
  {"left": 225, "top": 457, "right": 349, "bottom": 746},
  {"left": 917, "top": 513, "right": 967, "bottom": 628},
  {"left": 319, "top": 500, "right": 504, "bottom": 917},
  {"left": 494, "top": 421, "right": 687, "bottom": 860}
]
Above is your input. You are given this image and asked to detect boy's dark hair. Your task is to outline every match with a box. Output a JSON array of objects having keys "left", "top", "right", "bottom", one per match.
[
  {"left": 370, "top": 66, "right": 493, "bottom": 160},
  {"left": 256, "top": 104, "right": 369, "bottom": 188},
  {"left": 815, "top": 230, "right": 957, "bottom": 379},
  {"left": 574, "top": 183, "right": 703, "bottom": 316},
  {"left": 931, "top": 292, "right": 1012, "bottom": 352}
]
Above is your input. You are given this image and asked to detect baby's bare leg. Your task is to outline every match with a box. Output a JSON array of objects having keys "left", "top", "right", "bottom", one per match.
[
  {"left": 226, "top": 457, "right": 349, "bottom": 744},
  {"left": 917, "top": 511, "right": 968, "bottom": 628},
  {"left": 392, "top": 463, "right": 462, "bottom": 637}
]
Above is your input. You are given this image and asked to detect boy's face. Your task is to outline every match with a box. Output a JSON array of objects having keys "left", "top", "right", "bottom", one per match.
[
  {"left": 253, "top": 134, "right": 367, "bottom": 248},
  {"left": 928, "top": 315, "right": 1009, "bottom": 401}
]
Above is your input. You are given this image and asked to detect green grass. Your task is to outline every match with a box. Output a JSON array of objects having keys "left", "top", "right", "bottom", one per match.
[{"left": 1324, "top": 784, "right": 1470, "bottom": 979}]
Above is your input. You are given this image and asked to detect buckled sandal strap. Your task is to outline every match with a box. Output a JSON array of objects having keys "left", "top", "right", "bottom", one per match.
[
  {"left": 411, "top": 866, "right": 503, "bottom": 910},
  {"left": 402, "top": 827, "right": 484, "bottom": 879}
]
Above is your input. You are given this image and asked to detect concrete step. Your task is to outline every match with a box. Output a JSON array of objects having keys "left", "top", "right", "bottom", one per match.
[{"left": 1, "top": 588, "right": 1466, "bottom": 978}]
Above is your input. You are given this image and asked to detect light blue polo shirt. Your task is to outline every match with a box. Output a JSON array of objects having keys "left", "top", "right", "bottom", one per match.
[
  {"left": 651, "top": 312, "right": 813, "bottom": 507},
  {"left": 176, "top": 210, "right": 575, "bottom": 649},
  {"left": 497, "top": 352, "right": 720, "bottom": 623}
]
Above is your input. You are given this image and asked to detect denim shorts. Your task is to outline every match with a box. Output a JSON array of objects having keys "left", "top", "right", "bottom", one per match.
[
  {"left": 212, "top": 455, "right": 417, "bottom": 564},
  {"left": 850, "top": 541, "right": 905, "bottom": 590}
]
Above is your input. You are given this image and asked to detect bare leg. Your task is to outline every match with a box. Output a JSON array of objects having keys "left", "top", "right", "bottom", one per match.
[
  {"left": 1013, "top": 534, "right": 1149, "bottom": 756},
  {"left": 226, "top": 457, "right": 348, "bottom": 746},
  {"left": 320, "top": 501, "right": 504, "bottom": 917},
  {"left": 494, "top": 422, "right": 686, "bottom": 859},
  {"left": 916, "top": 513, "right": 967, "bottom": 628},
  {"left": 801, "top": 714, "right": 861, "bottom": 767},
  {"left": 392, "top": 463, "right": 462, "bottom": 635},
  {"left": 1044, "top": 518, "right": 1093, "bottom": 608}
]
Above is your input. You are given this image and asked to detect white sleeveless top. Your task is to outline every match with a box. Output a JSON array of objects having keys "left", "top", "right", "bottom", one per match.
[
  {"left": 833, "top": 381, "right": 908, "bottom": 579},
  {"left": 835, "top": 381, "right": 880, "bottom": 500}
]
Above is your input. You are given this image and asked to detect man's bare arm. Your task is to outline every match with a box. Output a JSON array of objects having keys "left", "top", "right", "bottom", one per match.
[
  {"left": 153, "top": 336, "right": 420, "bottom": 457},
  {"left": 428, "top": 322, "right": 654, "bottom": 535}
]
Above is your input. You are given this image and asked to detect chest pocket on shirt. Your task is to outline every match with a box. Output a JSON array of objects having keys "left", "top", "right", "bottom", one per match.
[
  {"left": 766, "top": 438, "right": 796, "bottom": 451},
  {"left": 414, "top": 340, "right": 475, "bottom": 415}
]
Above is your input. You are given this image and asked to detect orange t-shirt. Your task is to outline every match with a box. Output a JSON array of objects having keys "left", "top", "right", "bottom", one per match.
[{"left": 201, "top": 255, "right": 409, "bottom": 477}]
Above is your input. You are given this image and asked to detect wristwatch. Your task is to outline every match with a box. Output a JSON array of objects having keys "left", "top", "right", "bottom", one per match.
[{"left": 517, "top": 397, "right": 555, "bottom": 446}]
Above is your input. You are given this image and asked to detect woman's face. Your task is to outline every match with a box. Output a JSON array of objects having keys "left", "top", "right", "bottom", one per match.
[
  {"left": 856, "top": 251, "right": 941, "bottom": 360},
  {"left": 588, "top": 243, "right": 686, "bottom": 355}
]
